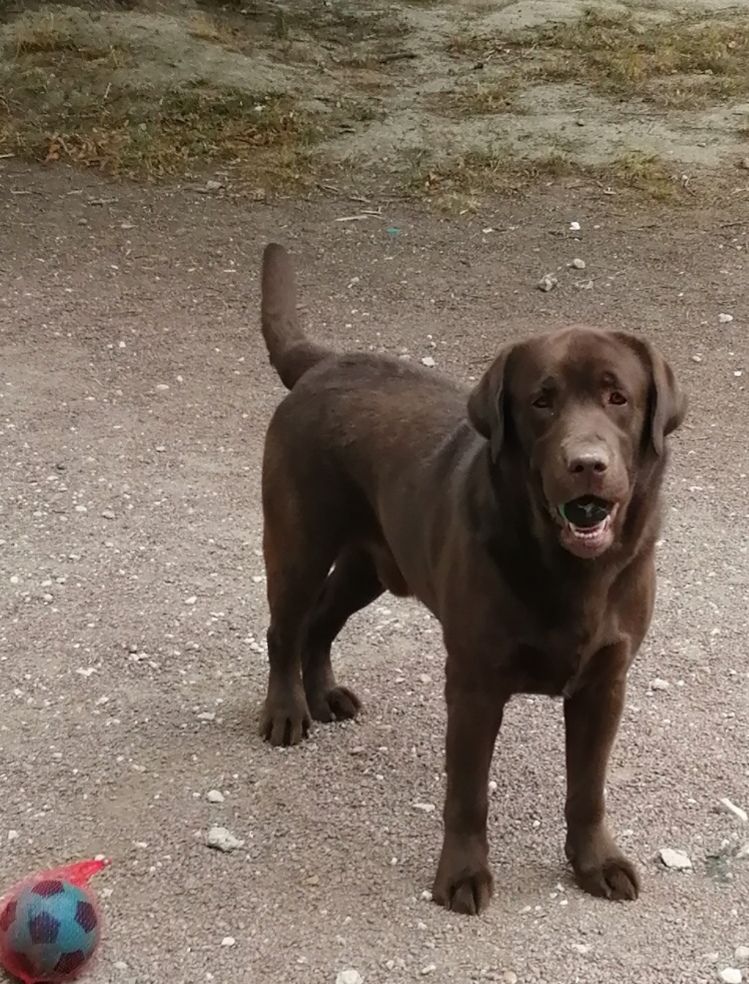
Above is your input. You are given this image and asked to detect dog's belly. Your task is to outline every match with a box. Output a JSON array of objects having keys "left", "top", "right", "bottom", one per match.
[{"left": 511, "top": 643, "right": 582, "bottom": 696}]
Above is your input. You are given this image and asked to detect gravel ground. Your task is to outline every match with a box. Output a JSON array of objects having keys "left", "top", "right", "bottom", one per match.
[{"left": 0, "top": 161, "right": 748, "bottom": 984}]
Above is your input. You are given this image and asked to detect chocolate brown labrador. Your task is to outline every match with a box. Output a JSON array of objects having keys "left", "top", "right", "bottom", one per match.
[{"left": 257, "top": 243, "right": 685, "bottom": 915}]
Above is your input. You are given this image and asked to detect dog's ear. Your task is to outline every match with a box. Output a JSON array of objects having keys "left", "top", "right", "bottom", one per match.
[
  {"left": 648, "top": 344, "right": 686, "bottom": 455},
  {"left": 616, "top": 333, "right": 686, "bottom": 455},
  {"left": 467, "top": 344, "right": 515, "bottom": 461}
]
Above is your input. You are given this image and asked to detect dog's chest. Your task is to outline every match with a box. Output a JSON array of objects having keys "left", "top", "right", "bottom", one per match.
[{"left": 512, "top": 613, "right": 612, "bottom": 697}]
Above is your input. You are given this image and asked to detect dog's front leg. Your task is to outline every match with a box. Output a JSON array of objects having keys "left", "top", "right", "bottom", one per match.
[
  {"left": 564, "top": 646, "right": 640, "bottom": 901},
  {"left": 432, "top": 681, "right": 507, "bottom": 916}
]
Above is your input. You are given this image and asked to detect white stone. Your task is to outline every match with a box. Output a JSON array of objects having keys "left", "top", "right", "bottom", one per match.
[
  {"left": 735, "top": 947, "right": 749, "bottom": 962},
  {"left": 650, "top": 678, "right": 669, "bottom": 691},
  {"left": 659, "top": 848, "right": 692, "bottom": 870},
  {"left": 206, "top": 789, "right": 225, "bottom": 804},
  {"left": 206, "top": 826, "right": 244, "bottom": 853},
  {"left": 719, "top": 798, "right": 748, "bottom": 823},
  {"left": 538, "top": 273, "right": 558, "bottom": 292},
  {"left": 719, "top": 313, "right": 734, "bottom": 324},
  {"left": 571, "top": 258, "right": 586, "bottom": 270},
  {"left": 421, "top": 356, "right": 436, "bottom": 368},
  {"left": 336, "top": 971, "right": 363, "bottom": 984},
  {"left": 719, "top": 969, "right": 742, "bottom": 984},
  {"left": 221, "top": 936, "right": 236, "bottom": 948}
]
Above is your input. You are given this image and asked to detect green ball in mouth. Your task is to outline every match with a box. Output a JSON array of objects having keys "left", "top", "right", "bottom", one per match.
[{"left": 559, "top": 496, "right": 611, "bottom": 529}]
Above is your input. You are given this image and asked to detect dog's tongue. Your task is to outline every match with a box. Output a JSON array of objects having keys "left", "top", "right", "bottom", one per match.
[{"left": 560, "top": 497, "right": 610, "bottom": 529}]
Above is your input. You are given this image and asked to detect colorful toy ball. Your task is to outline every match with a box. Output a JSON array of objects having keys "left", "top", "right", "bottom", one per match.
[{"left": 0, "top": 860, "right": 108, "bottom": 984}]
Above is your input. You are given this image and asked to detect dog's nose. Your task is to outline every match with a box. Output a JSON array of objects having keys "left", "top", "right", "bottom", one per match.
[{"left": 567, "top": 449, "right": 609, "bottom": 475}]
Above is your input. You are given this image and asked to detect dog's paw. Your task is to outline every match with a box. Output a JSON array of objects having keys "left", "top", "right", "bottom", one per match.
[
  {"left": 572, "top": 853, "right": 640, "bottom": 901},
  {"left": 308, "top": 685, "right": 362, "bottom": 723},
  {"left": 432, "top": 853, "right": 493, "bottom": 916},
  {"left": 259, "top": 694, "right": 312, "bottom": 746}
]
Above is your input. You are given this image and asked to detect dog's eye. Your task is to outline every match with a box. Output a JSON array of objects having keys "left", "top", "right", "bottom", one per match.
[
  {"left": 532, "top": 395, "right": 552, "bottom": 409},
  {"left": 609, "top": 391, "right": 627, "bottom": 406}
]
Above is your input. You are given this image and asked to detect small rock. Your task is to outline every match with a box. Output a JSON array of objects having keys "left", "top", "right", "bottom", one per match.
[
  {"left": 735, "top": 947, "right": 749, "bottom": 962},
  {"left": 571, "top": 943, "right": 592, "bottom": 955},
  {"left": 575, "top": 279, "right": 594, "bottom": 290},
  {"left": 488, "top": 780, "right": 498, "bottom": 793},
  {"left": 421, "top": 965, "right": 436, "bottom": 976},
  {"left": 8, "top": 830, "right": 19, "bottom": 842},
  {"left": 692, "top": 354, "right": 703, "bottom": 363},
  {"left": 197, "top": 712, "right": 216, "bottom": 722},
  {"left": 659, "top": 848, "right": 692, "bottom": 870},
  {"left": 719, "top": 970, "right": 742, "bottom": 984},
  {"left": 221, "top": 936, "right": 236, "bottom": 948},
  {"left": 206, "top": 789, "right": 225, "bottom": 804},
  {"left": 650, "top": 678, "right": 669, "bottom": 691},
  {"left": 413, "top": 802, "right": 436, "bottom": 813},
  {"left": 101, "top": 509, "right": 116, "bottom": 520},
  {"left": 336, "top": 971, "right": 363, "bottom": 984},
  {"left": 421, "top": 356, "right": 436, "bottom": 368},
  {"left": 719, "top": 798, "right": 747, "bottom": 823},
  {"left": 719, "top": 313, "right": 734, "bottom": 324},
  {"left": 569, "top": 221, "right": 581, "bottom": 232},
  {"left": 501, "top": 974, "right": 518, "bottom": 984},
  {"left": 185, "top": 596, "right": 197, "bottom": 605},
  {"left": 570, "top": 258, "right": 586, "bottom": 270},
  {"left": 206, "top": 825, "right": 244, "bottom": 853},
  {"left": 538, "top": 273, "right": 558, "bottom": 292},
  {"left": 205, "top": 179, "right": 224, "bottom": 191}
]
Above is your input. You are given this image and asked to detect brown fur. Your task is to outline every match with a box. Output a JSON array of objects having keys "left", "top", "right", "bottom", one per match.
[{"left": 256, "top": 243, "right": 686, "bottom": 914}]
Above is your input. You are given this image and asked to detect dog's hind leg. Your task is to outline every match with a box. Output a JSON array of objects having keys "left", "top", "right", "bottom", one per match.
[
  {"left": 259, "top": 489, "right": 341, "bottom": 746},
  {"left": 302, "top": 546, "right": 384, "bottom": 723}
]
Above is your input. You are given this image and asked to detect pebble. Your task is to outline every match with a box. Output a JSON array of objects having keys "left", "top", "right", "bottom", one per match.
[
  {"left": 413, "top": 802, "right": 436, "bottom": 813},
  {"left": 719, "top": 970, "right": 742, "bottom": 984},
  {"left": 719, "top": 798, "right": 748, "bottom": 823},
  {"left": 570, "top": 258, "right": 586, "bottom": 270},
  {"left": 718, "top": 313, "right": 734, "bottom": 324},
  {"left": 502, "top": 974, "right": 518, "bottom": 984},
  {"left": 221, "top": 937, "right": 236, "bottom": 948},
  {"left": 206, "top": 825, "right": 244, "bottom": 853},
  {"left": 101, "top": 509, "right": 116, "bottom": 520},
  {"left": 206, "top": 789, "right": 225, "bottom": 804},
  {"left": 538, "top": 273, "right": 558, "bottom": 292},
  {"left": 569, "top": 221, "right": 581, "bottom": 231},
  {"left": 650, "top": 678, "right": 670, "bottom": 691},
  {"left": 421, "top": 356, "right": 436, "bottom": 368},
  {"left": 336, "top": 971, "right": 363, "bottom": 984},
  {"left": 736, "top": 947, "right": 749, "bottom": 962},
  {"left": 421, "top": 965, "right": 436, "bottom": 976},
  {"left": 659, "top": 848, "right": 692, "bottom": 870}
]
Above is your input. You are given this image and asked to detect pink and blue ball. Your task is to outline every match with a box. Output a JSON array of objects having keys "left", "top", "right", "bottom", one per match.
[{"left": 0, "top": 879, "right": 99, "bottom": 981}]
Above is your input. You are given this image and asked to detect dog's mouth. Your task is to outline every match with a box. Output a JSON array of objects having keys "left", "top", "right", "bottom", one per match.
[{"left": 556, "top": 496, "right": 618, "bottom": 558}]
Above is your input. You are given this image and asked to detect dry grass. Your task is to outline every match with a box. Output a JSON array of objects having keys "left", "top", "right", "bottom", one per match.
[
  {"left": 447, "top": 9, "right": 749, "bottom": 109},
  {"left": 435, "top": 77, "right": 523, "bottom": 117},
  {"left": 405, "top": 147, "right": 685, "bottom": 209},
  {"left": 0, "top": 13, "right": 336, "bottom": 187}
]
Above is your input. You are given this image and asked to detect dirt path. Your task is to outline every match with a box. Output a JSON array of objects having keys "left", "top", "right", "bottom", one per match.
[{"left": 0, "top": 157, "right": 747, "bottom": 983}]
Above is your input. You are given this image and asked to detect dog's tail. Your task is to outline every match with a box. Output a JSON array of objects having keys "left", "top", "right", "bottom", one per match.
[{"left": 260, "top": 243, "right": 331, "bottom": 390}]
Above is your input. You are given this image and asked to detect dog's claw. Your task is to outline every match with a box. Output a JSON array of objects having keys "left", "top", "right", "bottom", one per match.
[
  {"left": 573, "top": 854, "right": 640, "bottom": 901},
  {"left": 432, "top": 855, "right": 493, "bottom": 916},
  {"left": 259, "top": 695, "right": 312, "bottom": 746},
  {"left": 308, "top": 685, "right": 362, "bottom": 723}
]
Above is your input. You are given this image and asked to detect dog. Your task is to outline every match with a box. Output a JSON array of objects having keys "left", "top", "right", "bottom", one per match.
[{"left": 256, "top": 242, "right": 685, "bottom": 914}]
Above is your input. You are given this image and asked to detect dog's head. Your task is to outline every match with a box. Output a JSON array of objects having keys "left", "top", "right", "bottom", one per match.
[{"left": 468, "top": 328, "right": 685, "bottom": 560}]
